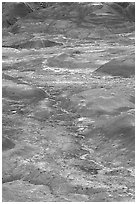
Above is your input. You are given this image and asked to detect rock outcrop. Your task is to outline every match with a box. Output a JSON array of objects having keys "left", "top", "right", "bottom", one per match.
[{"left": 95, "top": 55, "right": 135, "bottom": 78}]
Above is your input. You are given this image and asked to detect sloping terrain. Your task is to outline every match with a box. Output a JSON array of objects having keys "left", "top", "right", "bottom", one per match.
[{"left": 2, "top": 2, "right": 135, "bottom": 202}]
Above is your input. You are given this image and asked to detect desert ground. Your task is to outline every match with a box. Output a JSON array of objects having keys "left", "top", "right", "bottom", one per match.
[{"left": 2, "top": 2, "right": 135, "bottom": 202}]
